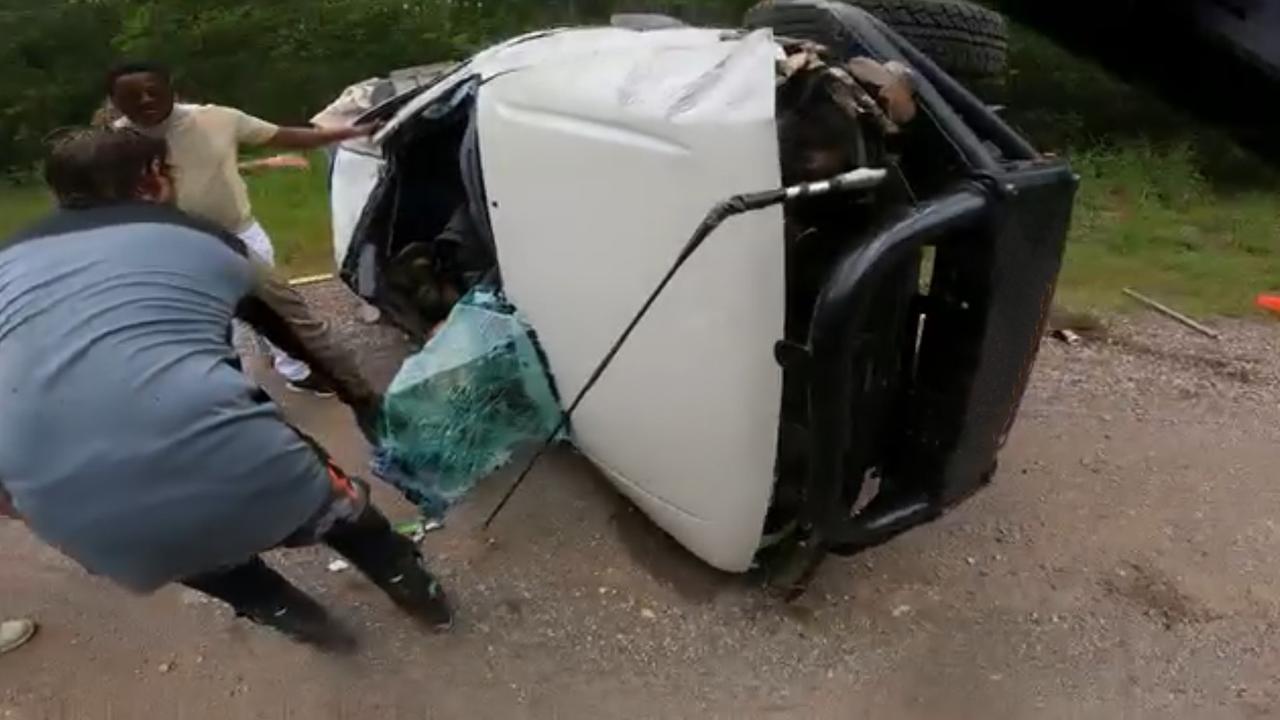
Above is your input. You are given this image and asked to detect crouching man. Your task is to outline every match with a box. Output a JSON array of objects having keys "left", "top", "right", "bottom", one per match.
[{"left": 0, "top": 128, "right": 451, "bottom": 652}]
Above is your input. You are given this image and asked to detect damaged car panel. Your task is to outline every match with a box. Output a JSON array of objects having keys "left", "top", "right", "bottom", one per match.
[
  {"left": 328, "top": 0, "right": 1076, "bottom": 588},
  {"left": 329, "top": 148, "right": 382, "bottom": 269},
  {"left": 746, "top": 0, "right": 1074, "bottom": 590},
  {"left": 477, "top": 28, "right": 785, "bottom": 572}
]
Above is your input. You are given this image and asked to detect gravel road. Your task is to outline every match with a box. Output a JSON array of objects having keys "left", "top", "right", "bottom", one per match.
[{"left": 2, "top": 282, "right": 1277, "bottom": 719}]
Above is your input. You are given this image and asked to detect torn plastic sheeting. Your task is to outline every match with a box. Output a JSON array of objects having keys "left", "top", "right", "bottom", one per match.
[{"left": 374, "top": 288, "right": 564, "bottom": 519}]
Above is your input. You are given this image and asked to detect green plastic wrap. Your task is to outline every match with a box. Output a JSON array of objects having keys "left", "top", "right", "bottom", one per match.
[{"left": 375, "top": 288, "right": 563, "bottom": 517}]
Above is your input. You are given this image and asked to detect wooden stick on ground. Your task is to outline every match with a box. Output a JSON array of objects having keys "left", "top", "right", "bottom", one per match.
[
  {"left": 1122, "top": 288, "right": 1221, "bottom": 340},
  {"left": 288, "top": 273, "right": 334, "bottom": 287}
]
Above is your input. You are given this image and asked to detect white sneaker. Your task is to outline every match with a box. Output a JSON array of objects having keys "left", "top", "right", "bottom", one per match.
[{"left": 0, "top": 618, "right": 36, "bottom": 655}]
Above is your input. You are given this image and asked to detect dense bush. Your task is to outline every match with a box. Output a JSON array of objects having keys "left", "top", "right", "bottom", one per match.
[{"left": 0, "top": 0, "right": 756, "bottom": 173}]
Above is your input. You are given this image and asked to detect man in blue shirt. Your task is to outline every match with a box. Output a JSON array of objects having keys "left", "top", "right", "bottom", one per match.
[{"left": 0, "top": 128, "right": 451, "bottom": 652}]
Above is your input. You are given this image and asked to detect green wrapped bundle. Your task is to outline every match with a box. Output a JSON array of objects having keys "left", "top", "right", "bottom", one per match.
[{"left": 375, "top": 288, "right": 563, "bottom": 517}]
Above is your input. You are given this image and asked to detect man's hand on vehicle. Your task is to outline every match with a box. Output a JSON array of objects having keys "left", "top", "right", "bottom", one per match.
[{"left": 268, "top": 122, "right": 381, "bottom": 151}]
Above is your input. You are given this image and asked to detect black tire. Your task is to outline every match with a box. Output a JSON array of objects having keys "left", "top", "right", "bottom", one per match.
[
  {"left": 747, "top": 0, "right": 1008, "bottom": 80},
  {"left": 848, "top": 0, "right": 1007, "bottom": 79}
]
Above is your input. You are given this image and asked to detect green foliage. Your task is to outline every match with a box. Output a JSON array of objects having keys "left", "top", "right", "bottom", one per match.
[
  {"left": 0, "top": 1, "right": 121, "bottom": 175},
  {"left": 1000, "top": 25, "right": 1180, "bottom": 152},
  {"left": 0, "top": 0, "right": 755, "bottom": 171},
  {"left": 1001, "top": 21, "right": 1280, "bottom": 190}
]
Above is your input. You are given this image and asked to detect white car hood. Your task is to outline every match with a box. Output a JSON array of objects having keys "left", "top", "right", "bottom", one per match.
[{"left": 381, "top": 27, "right": 786, "bottom": 572}]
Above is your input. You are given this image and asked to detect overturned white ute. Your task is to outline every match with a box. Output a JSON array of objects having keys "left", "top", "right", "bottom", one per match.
[{"left": 323, "top": 1, "right": 1076, "bottom": 592}]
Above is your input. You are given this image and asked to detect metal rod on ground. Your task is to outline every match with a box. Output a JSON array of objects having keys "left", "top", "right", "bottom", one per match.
[
  {"left": 1122, "top": 288, "right": 1221, "bottom": 340},
  {"left": 482, "top": 168, "right": 888, "bottom": 530}
]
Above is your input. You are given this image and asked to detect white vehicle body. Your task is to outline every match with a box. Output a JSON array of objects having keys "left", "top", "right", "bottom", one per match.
[{"left": 330, "top": 28, "right": 786, "bottom": 572}]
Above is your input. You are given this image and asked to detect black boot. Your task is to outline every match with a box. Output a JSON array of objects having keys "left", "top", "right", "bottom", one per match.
[
  {"left": 324, "top": 504, "right": 454, "bottom": 631},
  {"left": 182, "top": 556, "right": 358, "bottom": 653}
]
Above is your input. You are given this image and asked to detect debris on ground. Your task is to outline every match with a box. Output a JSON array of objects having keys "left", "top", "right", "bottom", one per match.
[
  {"left": 1051, "top": 328, "right": 1082, "bottom": 346},
  {"left": 357, "top": 303, "right": 383, "bottom": 325},
  {"left": 327, "top": 559, "right": 351, "bottom": 573},
  {"left": 287, "top": 272, "right": 334, "bottom": 287},
  {"left": 1048, "top": 306, "right": 1108, "bottom": 339},
  {"left": 393, "top": 518, "right": 445, "bottom": 544},
  {"left": 1122, "top": 288, "right": 1221, "bottom": 340}
]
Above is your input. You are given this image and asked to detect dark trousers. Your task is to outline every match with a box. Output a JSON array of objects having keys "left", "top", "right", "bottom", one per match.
[
  {"left": 181, "top": 500, "right": 428, "bottom": 621},
  {"left": 179, "top": 418, "right": 450, "bottom": 648}
]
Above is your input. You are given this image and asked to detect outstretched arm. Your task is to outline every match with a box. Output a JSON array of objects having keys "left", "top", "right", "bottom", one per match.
[
  {"left": 231, "top": 107, "right": 377, "bottom": 153},
  {"left": 239, "top": 154, "right": 311, "bottom": 173},
  {"left": 190, "top": 215, "right": 383, "bottom": 440},
  {"left": 267, "top": 123, "right": 377, "bottom": 151},
  {"left": 236, "top": 269, "right": 383, "bottom": 441}
]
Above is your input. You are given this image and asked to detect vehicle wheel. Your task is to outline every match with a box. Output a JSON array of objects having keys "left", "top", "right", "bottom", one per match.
[
  {"left": 849, "top": 0, "right": 1007, "bottom": 79},
  {"left": 747, "top": 0, "right": 1008, "bottom": 81}
]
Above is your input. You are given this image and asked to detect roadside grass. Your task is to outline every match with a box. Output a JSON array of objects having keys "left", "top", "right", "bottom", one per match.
[
  {"left": 0, "top": 153, "right": 334, "bottom": 275},
  {"left": 0, "top": 183, "right": 54, "bottom": 240},
  {"left": 1060, "top": 143, "right": 1280, "bottom": 317},
  {"left": 4, "top": 33, "right": 1280, "bottom": 320},
  {"left": 1003, "top": 23, "right": 1280, "bottom": 318},
  {"left": 245, "top": 153, "right": 333, "bottom": 276},
  {"left": 3, "top": 142, "right": 1278, "bottom": 316}
]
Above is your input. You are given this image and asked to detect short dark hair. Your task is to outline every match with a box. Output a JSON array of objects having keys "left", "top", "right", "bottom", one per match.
[
  {"left": 44, "top": 127, "right": 169, "bottom": 209},
  {"left": 105, "top": 60, "right": 171, "bottom": 96}
]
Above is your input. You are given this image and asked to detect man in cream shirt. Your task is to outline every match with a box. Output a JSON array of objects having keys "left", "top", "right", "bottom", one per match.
[{"left": 109, "top": 61, "right": 376, "bottom": 395}]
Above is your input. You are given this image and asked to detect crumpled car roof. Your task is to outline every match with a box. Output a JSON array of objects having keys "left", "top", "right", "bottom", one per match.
[{"left": 374, "top": 26, "right": 776, "bottom": 145}]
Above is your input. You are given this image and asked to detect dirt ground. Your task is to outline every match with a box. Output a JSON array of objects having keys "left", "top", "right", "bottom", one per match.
[{"left": 3, "top": 283, "right": 1279, "bottom": 719}]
